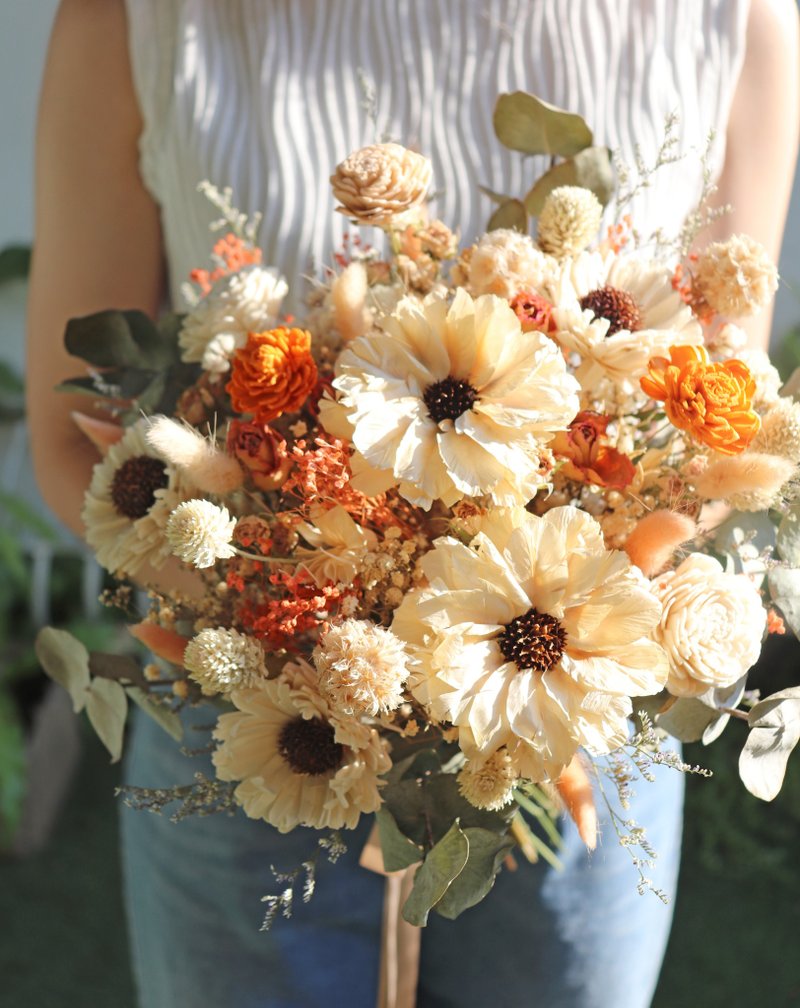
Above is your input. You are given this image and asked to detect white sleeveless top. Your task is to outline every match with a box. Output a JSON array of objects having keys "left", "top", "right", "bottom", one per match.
[{"left": 124, "top": 0, "right": 750, "bottom": 312}]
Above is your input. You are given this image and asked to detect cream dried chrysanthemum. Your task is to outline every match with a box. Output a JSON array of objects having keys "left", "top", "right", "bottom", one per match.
[
  {"left": 457, "top": 750, "right": 517, "bottom": 811},
  {"left": 82, "top": 420, "right": 187, "bottom": 578},
  {"left": 552, "top": 251, "right": 701, "bottom": 394},
  {"left": 468, "top": 229, "right": 557, "bottom": 300},
  {"left": 183, "top": 627, "right": 266, "bottom": 696},
  {"left": 327, "top": 289, "right": 579, "bottom": 509},
  {"left": 393, "top": 506, "right": 668, "bottom": 782},
  {"left": 537, "top": 186, "right": 602, "bottom": 259},
  {"left": 314, "top": 619, "right": 410, "bottom": 717},
  {"left": 212, "top": 658, "right": 391, "bottom": 832},
  {"left": 752, "top": 397, "right": 800, "bottom": 463},
  {"left": 295, "top": 505, "right": 378, "bottom": 586},
  {"left": 179, "top": 265, "right": 289, "bottom": 373},
  {"left": 693, "top": 235, "right": 778, "bottom": 318},
  {"left": 330, "top": 143, "right": 432, "bottom": 227},
  {"left": 165, "top": 499, "right": 237, "bottom": 568},
  {"left": 651, "top": 554, "right": 766, "bottom": 698}
]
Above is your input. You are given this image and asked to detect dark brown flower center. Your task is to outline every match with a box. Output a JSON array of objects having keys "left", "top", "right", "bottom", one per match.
[
  {"left": 423, "top": 376, "right": 479, "bottom": 424},
  {"left": 579, "top": 285, "right": 642, "bottom": 336},
  {"left": 497, "top": 607, "right": 568, "bottom": 673},
  {"left": 278, "top": 716, "right": 344, "bottom": 776},
  {"left": 110, "top": 456, "right": 169, "bottom": 520}
]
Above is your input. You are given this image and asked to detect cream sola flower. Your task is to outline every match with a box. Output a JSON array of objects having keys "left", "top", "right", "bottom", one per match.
[
  {"left": 212, "top": 657, "right": 391, "bottom": 832},
  {"left": 392, "top": 506, "right": 669, "bottom": 782},
  {"left": 326, "top": 288, "right": 580, "bottom": 509},
  {"left": 551, "top": 251, "right": 702, "bottom": 394},
  {"left": 179, "top": 264, "right": 289, "bottom": 373},
  {"left": 82, "top": 420, "right": 188, "bottom": 578}
]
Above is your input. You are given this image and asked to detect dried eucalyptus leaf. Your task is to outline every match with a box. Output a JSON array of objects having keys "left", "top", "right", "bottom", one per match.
[
  {"left": 487, "top": 198, "right": 528, "bottom": 233},
  {"left": 86, "top": 678, "right": 128, "bottom": 763},
  {"left": 493, "top": 92, "right": 593, "bottom": 157},
  {"left": 739, "top": 688, "right": 800, "bottom": 800},
  {"left": 126, "top": 686, "right": 183, "bottom": 742},
  {"left": 656, "top": 696, "right": 721, "bottom": 743},
  {"left": 780, "top": 366, "right": 800, "bottom": 401},
  {"left": 434, "top": 827, "right": 514, "bottom": 920},
  {"left": 525, "top": 146, "right": 614, "bottom": 215},
  {"left": 34, "top": 627, "right": 91, "bottom": 713},
  {"left": 65, "top": 309, "right": 170, "bottom": 370},
  {"left": 375, "top": 807, "right": 423, "bottom": 872},
  {"left": 767, "top": 566, "right": 800, "bottom": 637},
  {"left": 401, "top": 822, "right": 470, "bottom": 927}
]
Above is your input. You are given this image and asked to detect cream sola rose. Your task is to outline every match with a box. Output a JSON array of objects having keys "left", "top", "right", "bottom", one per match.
[
  {"left": 550, "top": 251, "right": 702, "bottom": 395},
  {"left": 179, "top": 264, "right": 288, "bottom": 373},
  {"left": 325, "top": 288, "right": 580, "bottom": 509},
  {"left": 82, "top": 420, "right": 189, "bottom": 578},
  {"left": 212, "top": 658, "right": 391, "bottom": 832},
  {"left": 651, "top": 554, "right": 767, "bottom": 698},
  {"left": 392, "top": 506, "right": 669, "bottom": 782}
]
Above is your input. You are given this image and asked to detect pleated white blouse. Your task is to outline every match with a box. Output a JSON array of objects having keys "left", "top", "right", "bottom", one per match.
[{"left": 124, "top": 0, "right": 750, "bottom": 311}]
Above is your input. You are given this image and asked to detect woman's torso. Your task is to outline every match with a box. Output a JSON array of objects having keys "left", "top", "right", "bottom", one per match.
[{"left": 124, "top": 0, "right": 750, "bottom": 310}]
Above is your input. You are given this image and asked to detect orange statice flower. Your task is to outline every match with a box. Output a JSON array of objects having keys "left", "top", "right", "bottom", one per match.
[
  {"left": 640, "top": 345, "right": 760, "bottom": 455},
  {"left": 189, "top": 233, "right": 263, "bottom": 295},
  {"left": 227, "top": 327, "right": 318, "bottom": 424},
  {"left": 551, "top": 411, "right": 635, "bottom": 489}
]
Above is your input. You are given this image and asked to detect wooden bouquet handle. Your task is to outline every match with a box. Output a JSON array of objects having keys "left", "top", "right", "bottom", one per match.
[{"left": 360, "top": 825, "right": 421, "bottom": 1008}]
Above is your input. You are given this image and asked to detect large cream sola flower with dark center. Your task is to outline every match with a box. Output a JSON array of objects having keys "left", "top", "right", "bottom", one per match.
[
  {"left": 212, "top": 658, "right": 391, "bottom": 833},
  {"left": 82, "top": 420, "right": 187, "bottom": 578},
  {"left": 392, "top": 506, "right": 669, "bottom": 782},
  {"left": 551, "top": 251, "right": 702, "bottom": 392},
  {"left": 328, "top": 289, "right": 580, "bottom": 509}
]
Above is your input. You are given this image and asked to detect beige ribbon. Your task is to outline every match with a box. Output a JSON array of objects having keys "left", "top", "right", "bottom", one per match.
[{"left": 360, "top": 824, "right": 421, "bottom": 1008}]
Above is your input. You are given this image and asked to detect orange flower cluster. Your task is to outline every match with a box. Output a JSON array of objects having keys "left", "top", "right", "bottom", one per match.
[
  {"left": 227, "top": 327, "right": 318, "bottom": 424},
  {"left": 189, "top": 233, "right": 263, "bottom": 295},
  {"left": 509, "top": 290, "right": 557, "bottom": 335},
  {"left": 237, "top": 569, "right": 356, "bottom": 652},
  {"left": 641, "top": 345, "right": 759, "bottom": 455},
  {"left": 551, "top": 411, "right": 635, "bottom": 489}
]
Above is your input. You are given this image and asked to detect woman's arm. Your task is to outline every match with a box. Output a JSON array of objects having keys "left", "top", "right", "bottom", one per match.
[
  {"left": 708, "top": 0, "right": 800, "bottom": 351},
  {"left": 27, "top": 0, "right": 165, "bottom": 538}
]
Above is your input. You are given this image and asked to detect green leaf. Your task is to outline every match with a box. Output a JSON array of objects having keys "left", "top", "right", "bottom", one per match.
[
  {"left": 89, "top": 651, "right": 148, "bottom": 689},
  {"left": 0, "top": 490, "right": 57, "bottom": 540},
  {"left": 34, "top": 628, "right": 91, "bottom": 713},
  {"left": 383, "top": 772, "right": 514, "bottom": 850},
  {"left": 375, "top": 807, "right": 424, "bottom": 872},
  {"left": 767, "top": 566, "right": 800, "bottom": 637},
  {"left": 776, "top": 504, "right": 800, "bottom": 567},
  {"left": 65, "top": 309, "right": 172, "bottom": 370},
  {"left": 126, "top": 686, "right": 183, "bottom": 742},
  {"left": 0, "top": 691, "right": 27, "bottom": 846},
  {"left": 85, "top": 678, "right": 128, "bottom": 762},
  {"left": 402, "top": 822, "right": 470, "bottom": 927},
  {"left": 0, "top": 244, "right": 31, "bottom": 283},
  {"left": 434, "top": 827, "right": 514, "bottom": 920},
  {"left": 524, "top": 146, "right": 615, "bottom": 216},
  {"left": 493, "top": 91, "right": 593, "bottom": 157},
  {"left": 487, "top": 198, "right": 528, "bottom": 233},
  {"left": 740, "top": 687, "right": 800, "bottom": 801}
]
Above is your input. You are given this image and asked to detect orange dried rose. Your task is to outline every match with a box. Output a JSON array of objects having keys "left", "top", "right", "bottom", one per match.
[
  {"left": 551, "top": 411, "right": 635, "bottom": 489},
  {"left": 640, "top": 345, "right": 760, "bottom": 455},
  {"left": 227, "top": 327, "right": 318, "bottom": 424}
]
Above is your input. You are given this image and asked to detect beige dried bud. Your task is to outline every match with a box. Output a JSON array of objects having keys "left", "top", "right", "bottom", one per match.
[
  {"left": 330, "top": 143, "right": 433, "bottom": 227},
  {"left": 536, "top": 186, "right": 603, "bottom": 258}
]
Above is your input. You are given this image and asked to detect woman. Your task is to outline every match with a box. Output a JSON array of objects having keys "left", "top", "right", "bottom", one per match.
[{"left": 27, "top": 2, "right": 799, "bottom": 1006}]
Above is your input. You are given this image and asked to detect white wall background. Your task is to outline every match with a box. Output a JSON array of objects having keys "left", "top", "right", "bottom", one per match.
[{"left": 1, "top": 4, "right": 799, "bottom": 372}]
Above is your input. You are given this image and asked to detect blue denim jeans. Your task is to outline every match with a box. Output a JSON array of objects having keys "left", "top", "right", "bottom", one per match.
[{"left": 121, "top": 706, "right": 684, "bottom": 1008}]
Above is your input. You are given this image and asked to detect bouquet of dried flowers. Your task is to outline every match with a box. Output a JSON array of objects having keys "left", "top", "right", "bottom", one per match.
[{"left": 37, "top": 93, "right": 800, "bottom": 932}]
